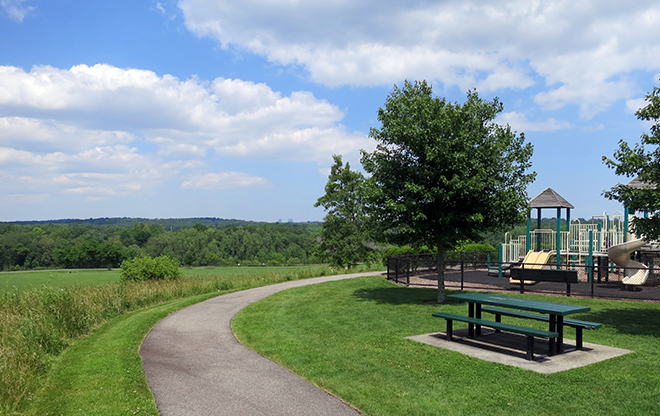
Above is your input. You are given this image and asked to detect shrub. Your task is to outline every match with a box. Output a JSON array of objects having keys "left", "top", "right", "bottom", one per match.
[
  {"left": 119, "top": 255, "right": 181, "bottom": 282},
  {"left": 382, "top": 245, "right": 433, "bottom": 265},
  {"left": 454, "top": 243, "right": 496, "bottom": 252}
]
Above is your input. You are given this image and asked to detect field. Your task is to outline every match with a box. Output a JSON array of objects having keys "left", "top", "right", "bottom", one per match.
[
  {"left": 6, "top": 269, "right": 660, "bottom": 415},
  {"left": 0, "top": 265, "right": 340, "bottom": 292},
  {"left": 0, "top": 264, "right": 381, "bottom": 415}
]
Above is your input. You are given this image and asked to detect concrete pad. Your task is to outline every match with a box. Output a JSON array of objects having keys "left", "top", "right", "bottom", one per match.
[{"left": 407, "top": 329, "right": 632, "bottom": 374}]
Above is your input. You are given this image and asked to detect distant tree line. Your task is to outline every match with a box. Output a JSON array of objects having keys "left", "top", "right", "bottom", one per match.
[{"left": 0, "top": 220, "right": 324, "bottom": 271}]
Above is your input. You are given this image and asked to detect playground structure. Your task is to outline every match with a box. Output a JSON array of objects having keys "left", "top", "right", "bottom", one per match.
[
  {"left": 608, "top": 239, "right": 649, "bottom": 286},
  {"left": 509, "top": 250, "right": 555, "bottom": 285},
  {"left": 498, "top": 187, "right": 658, "bottom": 287}
]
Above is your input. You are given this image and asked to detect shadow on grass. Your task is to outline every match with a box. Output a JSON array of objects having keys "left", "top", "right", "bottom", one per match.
[
  {"left": 352, "top": 286, "right": 458, "bottom": 305},
  {"left": 587, "top": 308, "right": 660, "bottom": 337}
]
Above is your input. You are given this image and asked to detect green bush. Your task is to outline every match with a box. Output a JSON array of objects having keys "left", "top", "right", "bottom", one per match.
[
  {"left": 382, "top": 245, "right": 433, "bottom": 265},
  {"left": 119, "top": 256, "right": 181, "bottom": 282},
  {"left": 454, "top": 243, "right": 496, "bottom": 252}
]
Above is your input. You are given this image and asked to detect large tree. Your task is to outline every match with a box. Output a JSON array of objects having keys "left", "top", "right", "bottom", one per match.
[
  {"left": 361, "top": 80, "right": 535, "bottom": 302},
  {"left": 315, "top": 155, "right": 375, "bottom": 269},
  {"left": 604, "top": 78, "right": 660, "bottom": 239}
]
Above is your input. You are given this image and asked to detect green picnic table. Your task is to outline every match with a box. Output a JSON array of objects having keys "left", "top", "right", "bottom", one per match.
[{"left": 446, "top": 292, "right": 591, "bottom": 354}]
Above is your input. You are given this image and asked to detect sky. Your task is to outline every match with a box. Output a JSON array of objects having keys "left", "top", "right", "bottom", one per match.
[{"left": 1, "top": 0, "right": 660, "bottom": 223}]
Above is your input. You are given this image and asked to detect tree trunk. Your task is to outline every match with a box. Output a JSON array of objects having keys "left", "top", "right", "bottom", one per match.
[{"left": 436, "top": 243, "right": 446, "bottom": 303}]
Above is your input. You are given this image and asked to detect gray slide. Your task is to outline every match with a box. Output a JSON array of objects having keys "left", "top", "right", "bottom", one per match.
[
  {"left": 607, "top": 238, "right": 649, "bottom": 286},
  {"left": 140, "top": 272, "right": 377, "bottom": 415}
]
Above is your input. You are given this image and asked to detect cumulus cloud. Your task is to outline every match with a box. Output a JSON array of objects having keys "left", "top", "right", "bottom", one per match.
[
  {"left": 179, "top": 0, "right": 660, "bottom": 117},
  {"left": 626, "top": 97, "right": 649, "bottom": 114},
  {"left": 0, "top": 117, "right": 135, "bottom": 153},
  {"left": 497, "top": 112, "right": 573, "bottom": 132},
  {"left": 181, "top": 172, "right": 272, "bottom": 190},
  {"left": 0, "top": 64, "right": 370, "bottom": 161},
  {"left": 1, "top": 0, "right": 34, "bottom": 22},
  {"left": 0, "top": 144, "right": 181, "bottom": 198},
  {"left": 0, "top": 64, "right": 372, "bottom": 201}
]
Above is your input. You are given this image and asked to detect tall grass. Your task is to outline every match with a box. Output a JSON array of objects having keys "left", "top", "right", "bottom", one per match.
[{"left": 0, "top": 265, "right": 380, "bottom": 414}]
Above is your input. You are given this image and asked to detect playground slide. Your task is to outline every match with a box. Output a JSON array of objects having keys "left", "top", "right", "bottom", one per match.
[
  {"left": 509, "top": 250, "right": 554, "bottom": 284},
  {"left": 607, "top": 239, "right": 649, "bottom": 286}
]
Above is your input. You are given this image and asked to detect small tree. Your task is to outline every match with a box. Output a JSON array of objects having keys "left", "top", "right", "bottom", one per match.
[
  {"left": 120, "top": 255, "right": 181, "bottom": 282},
  {"left": 362, "top": 80, "right": 535, "bottom": 302},
  {"left": 315, "top": 155, "right": 375, "bottom": 269},
  {"left": 604, "top": 78, "right": 660, "bottom": 239}
]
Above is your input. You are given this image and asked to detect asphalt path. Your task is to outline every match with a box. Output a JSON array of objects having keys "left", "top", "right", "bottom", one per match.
[{"left": 140, "top": 272, "right": 380, "bottom": 415}]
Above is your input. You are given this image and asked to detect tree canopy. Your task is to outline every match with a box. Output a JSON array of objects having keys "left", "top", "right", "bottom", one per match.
[
  {"left": 361, "top": 80, "right": 535, "bottom": 302},
  {"left": 0, "top": 221, "right": 322, "bottom": 271},
  {"left": 604, "top": 78, "right": 660, "bottom": 239},
  {"left": 314, "top": 155, "right": 375, "bottom": 268}
]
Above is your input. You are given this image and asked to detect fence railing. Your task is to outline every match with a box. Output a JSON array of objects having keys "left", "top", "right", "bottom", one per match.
[
  {"left": 386, "top": 252, "right": 660, "bottom": 301},
  {"left": 387, "top": 251, "right": 497, "bottom": 287}
]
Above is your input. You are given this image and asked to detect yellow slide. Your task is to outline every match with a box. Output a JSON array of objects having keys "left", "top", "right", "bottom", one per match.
[{"left": 510, "top": 250, "right": 555, "bottom": 284}]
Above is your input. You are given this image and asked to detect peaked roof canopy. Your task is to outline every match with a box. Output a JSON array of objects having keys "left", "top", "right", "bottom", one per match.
[
  {"left": 529, "top": 188, "right": 575, "bottom": 209},
  {"left": 626, "top": 176, "right": 656, "bottom": 189}
]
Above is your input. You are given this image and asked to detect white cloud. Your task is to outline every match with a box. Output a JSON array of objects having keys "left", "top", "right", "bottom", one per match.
[
  {"left": 626, "top": 97, "right": 648, "bottom": 114},
  {"left": 1, "top": 0, "right": 34, "bottom": 22},
  {"left": 497, "top": 112, "right": 573, "bottom": 132},
  {"left": 5, "top": 193, "right": 50, "bottom": 204},
  {"left": 0, "top": 64, "right": 369, "bottom": 163},
  {"left": 179, "top": 0, "right": 660, "bottom": 117},
  {"left": 0, "top": 143, "right": 183, "bottom": 198},
  {"left": 181, "top": 172, "right": 272, "bottom": 190},
  {"left": 0, "top": 146, "right": 35, "bottom": 164},
  {"left": 0, "top": 117, "right": 135, "bottom": 153},
  {"left": 0, "top": 64, "right": 370, "bottom": 205}
]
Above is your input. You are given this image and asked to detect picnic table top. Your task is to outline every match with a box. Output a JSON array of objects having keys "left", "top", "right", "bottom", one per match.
[{"left": 446, "top": 292, "right": 591, "bottom": 316}]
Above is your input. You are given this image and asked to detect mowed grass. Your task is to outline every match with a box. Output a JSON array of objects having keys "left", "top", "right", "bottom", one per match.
[
  {"left": 0, "top": 264, "right": 382, "bottom": 415},
  {"left": 0, "top": 269, "right": 121, "bottom": 291},
  {"left": 232, "top": 276, "right": 660, "bottom": 416},
  {"left": 0, "top": 265, "right": 349, "bottom": 292},
  {"left": 23, "top": 293, "right": 219, "bottom": 416}
]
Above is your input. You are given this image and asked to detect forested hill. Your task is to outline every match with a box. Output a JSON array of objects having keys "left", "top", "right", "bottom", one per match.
[
  {"left": 0, "top": 219, "right": 323, "bottom": 271},
  {"left": 2, "top": 217, "right": 317, "bottom": 231}
]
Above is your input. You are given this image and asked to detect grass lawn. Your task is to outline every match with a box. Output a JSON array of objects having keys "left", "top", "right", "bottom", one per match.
[
  {"left": 232, "top": 276, "right": 660, "bottom": 416},
  {"left": 0, "top": 269, "right": 121, "bottom": 291},
  {"left": 2, "top": 265, "right": 382, "bottom": 415},
  {"left": 22, "top": 292, "right": 221, "bottom": 416},
  {"left": 0, "top": 265, "right": 358, "bottom": 292}
]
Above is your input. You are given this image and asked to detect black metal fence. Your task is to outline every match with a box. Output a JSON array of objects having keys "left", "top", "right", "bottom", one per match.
[{"left": 387, "top": 252, "right": 660, "bottom": 302}]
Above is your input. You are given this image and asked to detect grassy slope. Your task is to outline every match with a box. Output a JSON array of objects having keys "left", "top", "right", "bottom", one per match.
[
  {"left": 233, "top": 276, "right": 660, "bottom": 416},
  {"left": 23, "top": 292, "right": 220, "bottom": 416},
  {"left": 4, "top": 265, "right": 382, "bottom": 415}
]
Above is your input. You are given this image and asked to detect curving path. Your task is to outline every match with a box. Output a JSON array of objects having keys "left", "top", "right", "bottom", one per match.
[{"left": 140, "top": 272, "right": 379, "bottom": 415}]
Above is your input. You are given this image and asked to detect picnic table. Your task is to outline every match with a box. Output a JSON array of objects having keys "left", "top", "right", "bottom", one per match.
[{"left": 445, "top": 292, "right": 592, "bottom": 355}]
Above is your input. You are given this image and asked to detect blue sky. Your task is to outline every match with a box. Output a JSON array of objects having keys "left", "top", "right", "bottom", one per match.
[{"left": 1, "top": 0, "right": 659, "bottom": 223}]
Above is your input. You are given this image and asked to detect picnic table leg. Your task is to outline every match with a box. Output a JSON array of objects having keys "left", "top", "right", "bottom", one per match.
[
  {"left": 494, "top": 313, "right": 502, "bottom": 333},
  {"left": 576, "top": 328, "right": 583, "bottom": 350},
  {"left": 526, "top": 336, "right": 535, "bottom": 361},
  {"left": 557, "top": 316, "right": 564, "bottom": 353},
  {"left": 468, "top": 302, "right": 475, "bottom": 338},
  {"left": 475, "top": 304, "right": 482, "bottom": 336},
  {"left": 446, "top": 319, "right": 453, "bottom": 341},
  {"left": 548, "top": 314, "right": 557, "bottom": 355}
]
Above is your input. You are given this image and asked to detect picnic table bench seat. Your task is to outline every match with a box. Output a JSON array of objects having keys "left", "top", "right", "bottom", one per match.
[
  {"left": 481, "top": 306, "right": 602, "bottom": 350},
  {"left": 432, "top": 312, "right": 558, "bottom": 361}
]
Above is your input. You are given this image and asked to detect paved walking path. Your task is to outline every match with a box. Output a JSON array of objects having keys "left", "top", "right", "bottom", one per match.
[{"left": 140, "top": 272, "right": 379, "bottom": 415}]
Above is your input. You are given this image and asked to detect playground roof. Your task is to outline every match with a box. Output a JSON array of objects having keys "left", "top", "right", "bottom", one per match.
[
  {"left": 627, "top": 176, "right": 656, "bottom": 189},
  {"left": 529, "top": 188, "right": 575, "bottom": 209}
]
